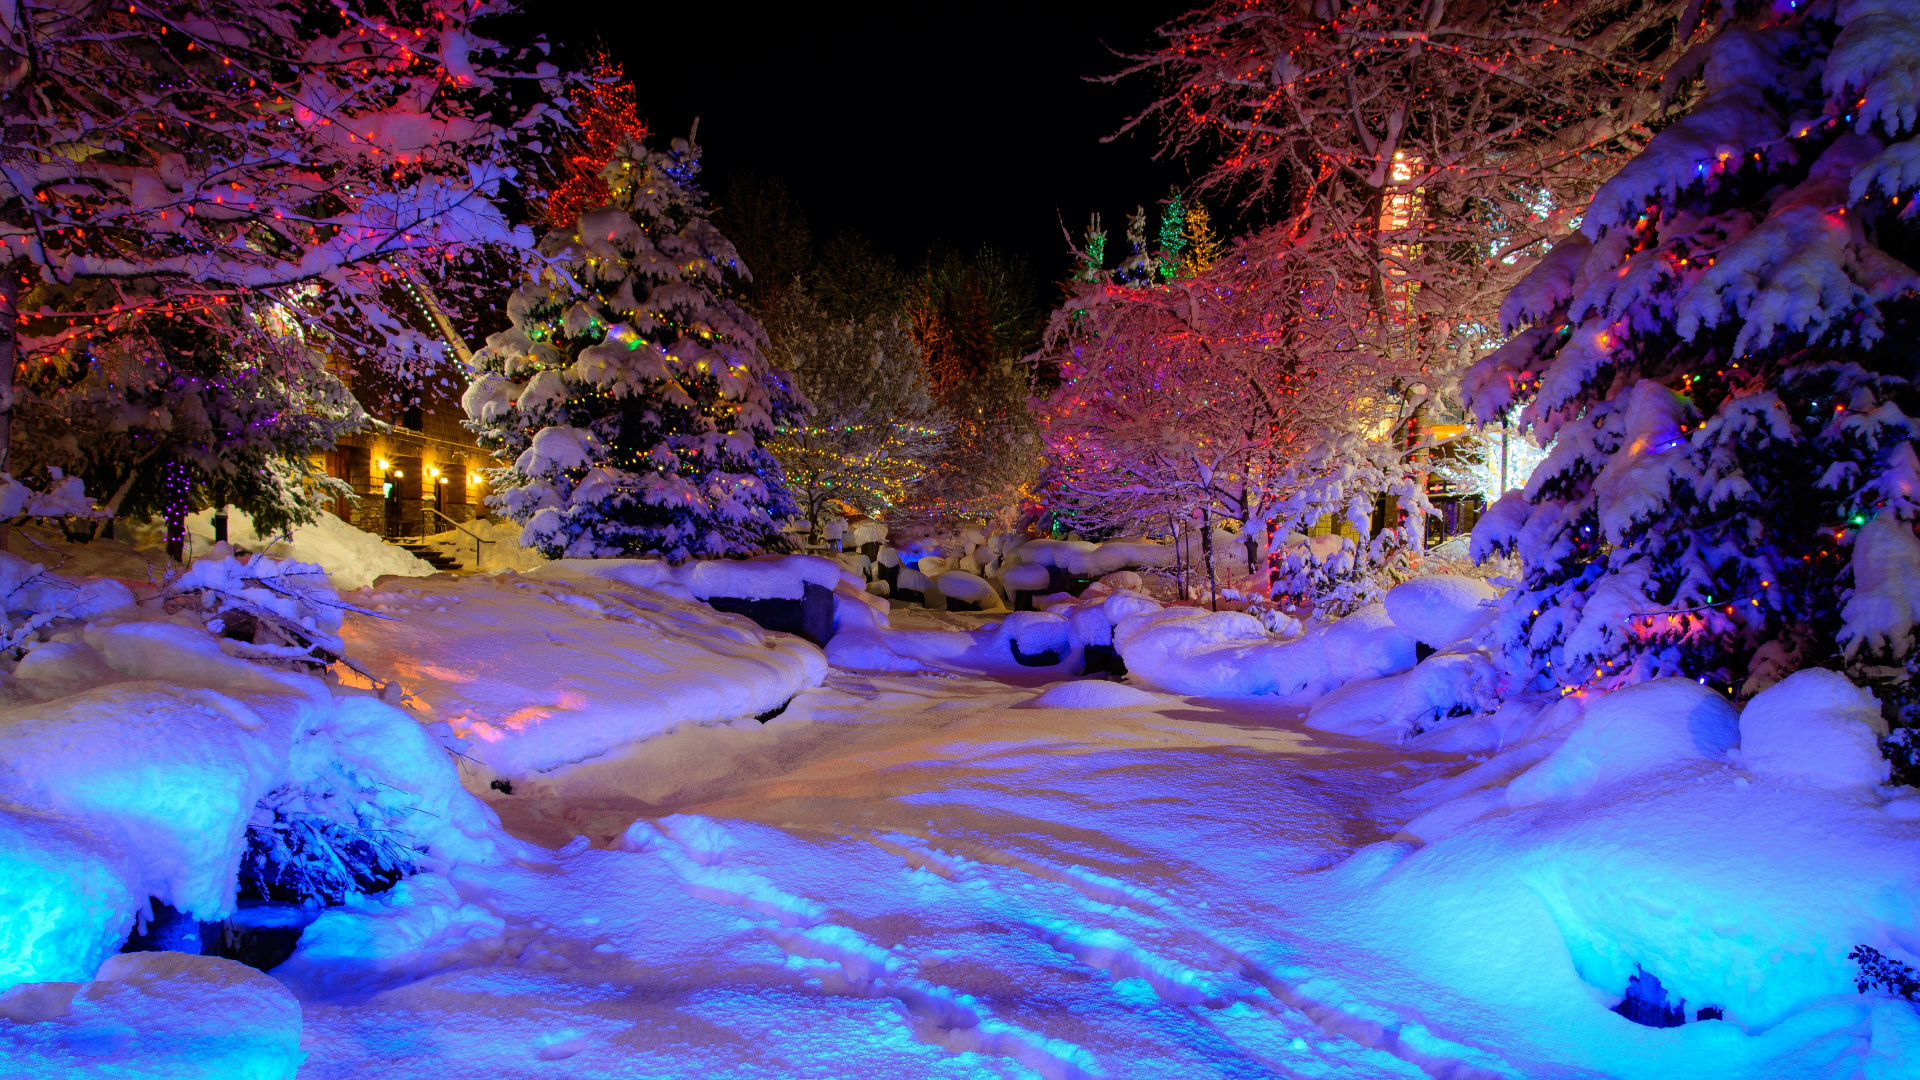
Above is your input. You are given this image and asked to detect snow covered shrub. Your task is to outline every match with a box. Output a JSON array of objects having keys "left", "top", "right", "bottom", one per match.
[
  {"left": 165, "top": 553, "right": 362, "bottom": 672},
  {"left": 239, "top": 805, "right": 413, "bottom": 907},
  {"left": 0, "top": 551, "right": 134, "bottom": 656},
  {"left": 1851, "top": 945, "right": 1920, "bottom": 1002},
  {"left": 1463, "top": 0, "right": 1920, "bottom": 698},
  {"left": 1612, "top": 966, "right": 1687, "bottom": 1029}
]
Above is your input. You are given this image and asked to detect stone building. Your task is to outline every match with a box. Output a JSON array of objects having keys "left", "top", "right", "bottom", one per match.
[{"left": 319, "top": 271, "right": 493, "bottom": 540}]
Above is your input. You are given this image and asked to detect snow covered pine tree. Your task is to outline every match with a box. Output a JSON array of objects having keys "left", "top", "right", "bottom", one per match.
[
  {"left": 1463, "top": 0, "right": 1920, "bottom": 705},
  {"left": 465, "top": 136, "right": 803, "bottom": 558}
]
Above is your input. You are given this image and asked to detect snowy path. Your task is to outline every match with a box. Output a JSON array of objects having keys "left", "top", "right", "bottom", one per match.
[{"left": 293, "top": 670, "right": 1506, "bottom": 1079}]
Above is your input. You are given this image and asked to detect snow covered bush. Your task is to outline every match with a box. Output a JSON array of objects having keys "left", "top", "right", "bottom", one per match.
[
  {"left": 1462, "top": 0, "right": 1920, "bottom": 707},
  {"left": 465, "top": 133, "right": 803, "bottom": 559}
]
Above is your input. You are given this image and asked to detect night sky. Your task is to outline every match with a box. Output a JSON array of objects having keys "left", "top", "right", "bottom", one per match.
[{"left": 531, "top": 3, "right": 1197, "bottom": 290}]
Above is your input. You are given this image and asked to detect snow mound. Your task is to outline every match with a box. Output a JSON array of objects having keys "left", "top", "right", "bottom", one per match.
[
  {"left": 187, "top": 509, "right": 433, "bottom": 590},
  {"left": 0, "top": 953, "right": 303, "bottom": 1079},
  {"left": 1028, "top": 681, "right": 1164, "bottom": 709},
  {"left": 1739, "top": 668, "right": 1891, "bottom": 790},
  {"left": 1383, "top": 575, "right": 1498, "bottom": 646},
  {"left": 343, "top": 568, "right": 827, "bottom": 778},
  {"left": 0, "top": 809, "right": 137, "bottom": 989},
  {"left": 1507, "top": 678, "right": 1739, "bottom": 805},
  {"left": 1121, "top": 603, "right": 1416, "bottom": 702},
  {"left": 997, "top": 610, "right": 1070, "bottom": 658},
  {"left": 538, "top": 553, "right": 840, "bottom": 601}
]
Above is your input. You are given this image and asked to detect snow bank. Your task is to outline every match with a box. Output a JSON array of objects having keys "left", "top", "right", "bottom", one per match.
[
  {"left": 0, "top": 953, "right": 304, "bottom": 1079},
  {"left": 1382, "top": 575, "right": 1498, "bottom": 646},
  {"left": 342, "top": 567, "right": 827, "bottom": 778},
  {"left": 424, "top": 517, "right": 546, "bottom": 574},
  {"left": 186, "top": 509, "right": 432, "bottom": 590},
  {"left": 1507, "top": 678, "right": 1739, "bottom": 806},
  {"left": 1738, "top": 667, "right": 1891, "bottom": 789}
]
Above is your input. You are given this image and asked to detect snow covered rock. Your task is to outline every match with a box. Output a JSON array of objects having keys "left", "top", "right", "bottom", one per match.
[
  {"left": 1507, "top": 679, "right": 1739, "bottom": 806},
  {"left": 1000, "top": 562, "right": 1052, "bottom": 593},
  {"left": 1383, "top": 575, "right": 1499, "bottom": 647},
  {"left": 1117, "top": 602, "right": 1416, "bottom": 702},
  {"left": 342, "top": 569, "right": 827, "bottom": 778},
  {"left": 936, "top": 570, "right": 1000, "bottom": 610},
  {"left": 1738, "top": 668, "right": 1891, "bottom": 790},
  {"left": 0, "top": 953, "right": 304, "bottom": 1079},
  {"left": 997, "top": 611, "right": 1071, "bottom": 664}
]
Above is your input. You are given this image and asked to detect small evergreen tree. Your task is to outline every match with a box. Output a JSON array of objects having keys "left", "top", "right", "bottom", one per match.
[
  {"left": 1462, "top": 0, "right": 1920, "bottom": 700},
  {"left": 464, "top": 135, "right": 803, "bottom": 559}
]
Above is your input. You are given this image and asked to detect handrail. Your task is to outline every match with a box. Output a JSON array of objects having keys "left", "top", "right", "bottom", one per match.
[{"left": 422, "top": 506, "right": 493, "bottom": 566}]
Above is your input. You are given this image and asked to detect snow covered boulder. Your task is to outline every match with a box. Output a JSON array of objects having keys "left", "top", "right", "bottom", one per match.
[
  {"left": 997, "top": 610, "right": 1071, "bottom": 666},
  {"left": 1738, "top": 668, "right": 1891, "bottom": 790},
  {"left": 0, "top": 952, "right": 304, "bottom": 1079},
  {"left": 1383, "top": 575, "right": 1498, "bottom": 649},
  {"left": 937, "top": 570, "right": 1000, "bottom": 612},
  {"left": 0, "top": 810, "right": 138, "bottom": 990},
  {"left": 343, "top": 570, "right": 826, "bottom": 778},
  {"left": 1507, "top": 678, "right": 1739, "bottom": 806}
]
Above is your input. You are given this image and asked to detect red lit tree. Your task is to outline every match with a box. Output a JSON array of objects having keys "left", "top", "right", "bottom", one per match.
[
  {"left": 542, "top": 52, "right": 651, "bottom": 229},
  {"left": 0, "top": 0, "right": 546, "bottom": 544}
]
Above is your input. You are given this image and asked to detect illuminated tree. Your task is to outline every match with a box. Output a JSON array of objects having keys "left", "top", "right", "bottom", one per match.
[
  {"left": 0, "top": 0, "right": 544, "bottom": 538},
  {"left": 1121, "top": 0, "right": 1703, "bottom": 386},
  {"left": 543, "top": 52, "right": 651, "bottom": 230},
  {"left": 1035, "top": 225, "right": 1425, "bottom": 601},
  {"left": 1463, "top": 0, "right": 1920, "bottom": 703},
  {"left": 902, "top": 248, "right": 1042, "bottom": 523},
  {"left": 1182, "top": 199, "right": 1222, "bottom": 276},
  {"left": 760, "top": 288, "right": 942, "bottom": 534},
  {"left": 464, "top": 134, "right": 802, "bottom": 559},
  {"left": 15, "top": 317, "right": 361, "bottom": 560}
]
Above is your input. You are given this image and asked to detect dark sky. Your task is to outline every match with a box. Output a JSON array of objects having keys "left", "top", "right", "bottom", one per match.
[{"left": 531, "top": 3, "right": 1198, "bottom": 288}]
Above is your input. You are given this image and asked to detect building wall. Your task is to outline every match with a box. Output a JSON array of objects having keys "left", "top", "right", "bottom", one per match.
[{"left": 320, "top": 358, "right": 493, "bottom": 539}]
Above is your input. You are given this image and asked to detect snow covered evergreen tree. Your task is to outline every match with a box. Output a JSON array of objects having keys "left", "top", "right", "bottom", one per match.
[
  {"left": 464, "top": 136, "right": 803, "bottom": 559},
  {"left": 1463, "top": 0, "right": 1920, "bottom": 703}
]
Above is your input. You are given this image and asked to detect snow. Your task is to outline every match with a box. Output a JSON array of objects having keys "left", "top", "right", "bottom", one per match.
[
  {"left": 1738, "top": 668, "right": 1892, "bottom": 790},
  {"left": 423, "top": 517, "right": 546, "bottom": 574},
  {"left": 1507, "top": 678, "right": 1740, "bottom": 806},
  {"left": 0, "top": 552, "right": 1912, "bottom": 1078},
  {"left": 1841, "top": 513, "right": 1920, "bottom": 660},
  {"left": 1000, "top": 561, "right": 1052, "bottom": 592},
  {"left": 186, "top": 509, "right": 433, "bottom": 590},
  {"left": 0, "top": 953, "right": 304, "bottom": 1079},
  {"left": 1382, "top": 574, "right": 1499, "bottom": 646},
  {"left": 340, "top": 566, "right": 827, "bottom": 778},
  {"left": 1028, "top": 680, "right": 1165, "bottom": 709}
]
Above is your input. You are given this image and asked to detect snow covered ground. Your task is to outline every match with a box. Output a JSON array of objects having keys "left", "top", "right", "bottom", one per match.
[{"left": 0, "top": 561, "right": 1914, "bottom": 1079}]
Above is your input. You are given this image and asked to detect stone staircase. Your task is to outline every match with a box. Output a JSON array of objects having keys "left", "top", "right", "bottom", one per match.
[{"left": 392, "top": 539, "right": 462, "bottom": 572}]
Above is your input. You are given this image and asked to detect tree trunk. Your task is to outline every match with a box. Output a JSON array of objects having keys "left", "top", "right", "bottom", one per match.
[
  {"left": 212, "top": 511, "right": 228, "bottom": 544},
  {"left": 1201, "top": 506, "right": 1218, "bottom": 612},
  {"left": 164, "top": 460, "right": 189, "bottom": 564},
  {"left": 0, "top": 270, "right": 18, "bottom": 557}
]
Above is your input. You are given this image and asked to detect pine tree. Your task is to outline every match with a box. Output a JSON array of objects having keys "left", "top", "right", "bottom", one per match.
[
  {"left": 1183, "top": 200, "right": 1222, "bottom": 276},
  {"left": 1156, "top": 189, "right": 1189, "bottom": 282},
  {"left": 1075, "top": 214, "right": 1108, "bottom": 283},
  {"left": 543, "top": 53, "right": 651, "bottom": 231},
  {"left": 1462, "top": 0, "right": 1920, "bottom": 701},
  {"left": 464, "top": 135, "right": 803, "bottom": 559}
]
